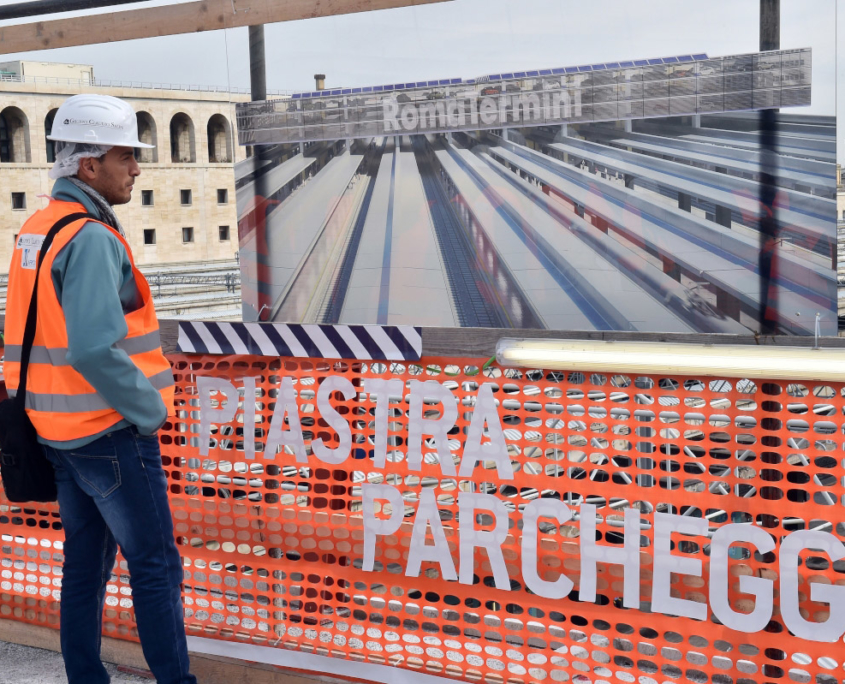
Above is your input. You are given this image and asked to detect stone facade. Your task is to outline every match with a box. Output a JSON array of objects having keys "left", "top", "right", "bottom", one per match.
[{"left": 0, "top": 78, "right": 250, "bottom": 273}]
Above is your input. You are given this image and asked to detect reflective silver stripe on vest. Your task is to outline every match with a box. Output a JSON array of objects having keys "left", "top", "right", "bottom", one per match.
[
  {"left": 8, "top": 368, "right": 174, "bottom": 413},
  {"left": 4, "top": 330, "right": 162, "bottom": 366},
  {"left": 4, "top": 345, "right": 69, "bottom": 365}
]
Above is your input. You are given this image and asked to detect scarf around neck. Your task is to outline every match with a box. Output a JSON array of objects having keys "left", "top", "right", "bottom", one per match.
[{"left": 67, "top": 177, "right": 126, "bottom": 237}]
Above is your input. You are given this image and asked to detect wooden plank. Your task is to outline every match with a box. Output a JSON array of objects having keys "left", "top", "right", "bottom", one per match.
[
  {"left": 0, "top": 618, "right": 351, "bottom": 683},
  {"left": 420, "top": 326, "right": 845, "bottom": 359},
  {"left": 161, "top": 318, "right": 180, "bottom": 354},
  {"left": 5, "top": 317, "right": 842, "bottom": 359},
  {"left": 0, "top": 0, "right": 452, "bottom": 55},
  {"left": 152, "top": 319, "right": 845, "bottom": 357}
]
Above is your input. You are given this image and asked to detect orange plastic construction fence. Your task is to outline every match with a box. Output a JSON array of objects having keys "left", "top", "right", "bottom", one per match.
[{"left": 2, "top": 352, "right": 844, "bottom": 684}]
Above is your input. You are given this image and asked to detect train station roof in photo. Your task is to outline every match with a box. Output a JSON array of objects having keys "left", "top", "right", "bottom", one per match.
[
  {"left": 236, "top": 48, "right": 812, "bottom": 146},
  {"left": 235, "top": 110, "right": 836, "bottom": 336}
]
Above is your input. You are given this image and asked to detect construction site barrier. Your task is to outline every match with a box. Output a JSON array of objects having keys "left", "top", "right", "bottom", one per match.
[{"left": 2, "top": 348, "right": 844, "bottom": 684}]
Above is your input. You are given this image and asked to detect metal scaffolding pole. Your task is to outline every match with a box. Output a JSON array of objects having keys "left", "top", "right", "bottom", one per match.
[
  {"left": 248, "top": 23, "right": 274, "bottom": 321},
  {"left": 758, "top": 0, "right": 780, "bottom": 334},
  {"left": 760, "top": 0, "right": 780, "bottom": 51},
  {"left": 248, "top": 25, "right": 267, "bottom": 103}
]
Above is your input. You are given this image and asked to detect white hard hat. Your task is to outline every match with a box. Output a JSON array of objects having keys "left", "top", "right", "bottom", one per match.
[{"left": 47, "top": 94, "right": 153, "bottom": 148}]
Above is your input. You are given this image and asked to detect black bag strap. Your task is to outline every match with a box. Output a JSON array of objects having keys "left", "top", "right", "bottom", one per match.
[{"left": 16, "top": 212, "right": 98, "bottom": 406}]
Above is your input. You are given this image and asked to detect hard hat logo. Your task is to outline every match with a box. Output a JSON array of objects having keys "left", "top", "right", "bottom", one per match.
[
  {"left": 63, "top": 117, "right": 124, "bottom": 130},
  {"left": 48, "top": 94, "right": 152, "bottom": 149}
]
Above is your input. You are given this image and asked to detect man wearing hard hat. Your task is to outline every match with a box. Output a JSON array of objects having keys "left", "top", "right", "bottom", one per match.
[{"left": 4, "top": 95, "right": 197, "bottom": 684}]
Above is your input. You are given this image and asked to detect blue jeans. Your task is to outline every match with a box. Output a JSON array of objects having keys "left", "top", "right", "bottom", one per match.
[{"left": 44, "top": 426, "right": 197, "bottom": 684}]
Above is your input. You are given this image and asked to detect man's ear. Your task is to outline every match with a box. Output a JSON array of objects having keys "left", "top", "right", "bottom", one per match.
[{"left": 76, "top": 156, "right": 97, "bottom": 182}]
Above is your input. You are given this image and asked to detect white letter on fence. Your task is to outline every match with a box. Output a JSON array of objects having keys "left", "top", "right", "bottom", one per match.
[
  {"left": 780, "top": 530, "right": 845, "bottom": 642},
  {"left": 651, "top": 512, "right": 708, "bottom": 620},
  {"left": 197, "top": 376, "right": 238, "bottom": 456},
  {"left": 521, "top": 498, "right": 574, "bottom": 599},
  {"left": 580, "top": 504, "right": 641, "bottom": 608},
  {"left": 406, "top": 488, "right": 457, "bottom": 581},
  {"left": 362, "top": 484, "right": 405, "bottom": 572},
  {"left": 312, "top": 375, "right": 356, "bottom": 465},
  {"left": 364, "top": 378, "right": 404, "bottom": 468},
  {"left": 242, "top": 376, "right": 257, "bottom": 460},
  {"left": 408, "top": 380, "right": 458, "bottom": 476},
  {"left": 709, "top": 524, "right": 774, "bottom": 633},
  {"left": 459, "top": 383, "right": 513, "bottom": 480},
  {"left": 459, "top": 492, "right": 510, "bottom": 591},
  {"left": 264, "top": 376, "right": 307, "bottom": 462}
]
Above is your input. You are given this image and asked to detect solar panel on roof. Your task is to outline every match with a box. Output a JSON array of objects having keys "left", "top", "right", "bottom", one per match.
[
  {"left": 693, "top": 53, "right": 708, "bottom": 60},
  {"left": 591, "top": 64, "right": 606, "bottom": 70},
  {"left": 605, "top": 63, "right": 619, "bottom": 69},
  {"left": 450, "top": 78, "right": 461, "bottom": 84},
  {"left": 634, "top": 59, "right": 648, "bottom": 66},
  {"left": 490, "top": 75, "right": 502, "bottom": 80},
  {"left": 648, "top": 59, "right": 663, "bottom": 65},
  {"left": 342, "top": 89, "right": 351, "bottom": 94},
  {"left": 678, "top": 55, "right": 693, "bottom": 62},
  {"left": 292, "top": 93, "right": 301, "bottom": 99},
  {"left": 502, "top": 73, "right": 513, "bottom": 79},
  {"left": 552, "top": 68, "right": 565, "bottom": 74},
  {"left": 565, "top": 67, "right": 578, "bottom": 73},
  {"left": 331, "top": 89, "right": 341, "bottom": 95},
  {"left": 540, "top": 69, "right": 552, "bottom": 75},
  {"left": 578, "top": 65, "right": 592, "bottom": 72},
  {"left": 374, "top": 86, "right": 383, "bottom": 92},
  {"left": 663, "top": 57, "right": 678, "bottom": 63},
  {"left": 527, "top": 70, "right": 539, "bottom": 76},
  {"left": 363, "top": 87, "right": 372, "bottom": 92},
  {"left": 514, "top": 72, "right": 526, "bottom": 78},
  {"left": 620, "top": 61, "right": 634, "bottom": 67},
  {"left": 352, "top": 88, "right": 362, "bottom": 93},
  {"left": 312, "top": 92, "right": 321, "bottom": 97}
]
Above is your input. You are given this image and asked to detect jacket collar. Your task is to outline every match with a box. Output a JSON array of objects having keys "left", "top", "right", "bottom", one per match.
[{"left": 51, "top": 178, "right": 102, "bottom": 219}]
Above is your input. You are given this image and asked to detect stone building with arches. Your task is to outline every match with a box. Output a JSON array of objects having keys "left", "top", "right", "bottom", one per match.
[{"left": 0, "top": 64, "right": 249, "bottom": 272}]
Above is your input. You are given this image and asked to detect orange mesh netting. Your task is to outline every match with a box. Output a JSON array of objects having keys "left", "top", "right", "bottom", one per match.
[{"left": 2, "top": 352, "right": 844, "bottom": 684}]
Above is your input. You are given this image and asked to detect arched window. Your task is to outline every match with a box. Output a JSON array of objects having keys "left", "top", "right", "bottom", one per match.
[
  {"left": 45, "top": 109, "right": 58, "bottom": 163},
  {"left": 169, "top": 112, "right": 195, "bottom": 163},
  {"left": 0, "top": 106, "right": 31, "bottom": 163},
  {"left": 135, "top": 111, "right": 158, "bottom": 163},
  {"left": 206, "top": 113, "right": 232, "bottom": 163}
]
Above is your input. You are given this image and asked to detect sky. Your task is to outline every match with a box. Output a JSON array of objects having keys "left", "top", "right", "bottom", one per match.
[{"left": 0, "top": 0, "right": 839, "bottom": 158}]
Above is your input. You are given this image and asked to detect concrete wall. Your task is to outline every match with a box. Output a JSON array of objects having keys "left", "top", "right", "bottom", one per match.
[{"left": 0, "top": 80, "right": 250, "bottom": 272}]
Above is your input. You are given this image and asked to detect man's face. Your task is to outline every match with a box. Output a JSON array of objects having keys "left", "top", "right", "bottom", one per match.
[{"left": 81, "top": 146, "right": 140, "bottom": 205}]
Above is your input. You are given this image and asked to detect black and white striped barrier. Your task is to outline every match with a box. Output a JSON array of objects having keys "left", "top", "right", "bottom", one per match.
[{"left": 176, "top": 322, "right": 422, "bottom": 361}]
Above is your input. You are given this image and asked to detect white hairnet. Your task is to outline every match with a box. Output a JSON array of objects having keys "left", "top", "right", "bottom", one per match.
[{"left": 48, "top": 141, "right": 113, "bottom": 180}]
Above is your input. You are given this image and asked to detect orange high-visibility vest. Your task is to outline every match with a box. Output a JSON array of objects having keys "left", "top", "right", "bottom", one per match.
[{"left": 4, "top": 199, "right": 175, "bottom": 442}]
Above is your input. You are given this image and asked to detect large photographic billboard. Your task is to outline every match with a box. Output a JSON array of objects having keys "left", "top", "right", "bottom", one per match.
[{"left": 234, "top": 46, "right": 836, "bottom": 336}]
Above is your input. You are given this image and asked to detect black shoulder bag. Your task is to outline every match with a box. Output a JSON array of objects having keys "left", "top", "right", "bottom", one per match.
[{"left": 0, "top": 212, "right": 96, "bottom": 503}]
